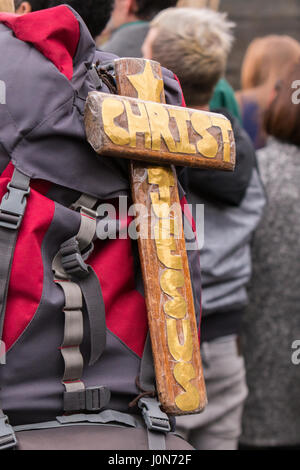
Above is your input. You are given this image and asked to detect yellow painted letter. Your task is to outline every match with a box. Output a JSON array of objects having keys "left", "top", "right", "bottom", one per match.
[
  {"left": 210, "top": 116, "right": 232, "bottom": 163},
  {"left": 124, "top": 100, "right": 151, "bottom": 149},
  {"left": 174, "top": 362, "right": 200, "bottom": 412},
  {"left": 146, "top": 102, "right": 176, "bottom": 153},
  {"left": 160, "top": 270, "right": 187, "bottom": 319},
  {"left": 102, "top": 98, "right": 130, "bottom": 146},
  {"left": 169, "top": 108, "right": 196, "bottom": 154},
  {"left": 167, "top": 318, "right": 193, "bottom": 362},
  {"left": 190, "top": 113, "right": 218, "bottom": 158}
]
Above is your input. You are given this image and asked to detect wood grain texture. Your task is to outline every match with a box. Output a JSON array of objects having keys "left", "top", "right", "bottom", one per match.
[
  {"left": 85, "top": 92, "right": 235, "bottom": 170},
  {"left": 114, "top": 58, "right": 207, "bottom": 415},
  {"left": 0, "top": 0, "right": 14, "bottom": 12}
]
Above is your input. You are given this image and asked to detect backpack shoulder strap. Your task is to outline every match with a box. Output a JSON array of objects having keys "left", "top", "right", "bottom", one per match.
[
  {"left": 0, "top": 168, "right": 30, "bottom": 450},
  {"left": 0, "top": 168, "right": 30, "bottom": 341}
]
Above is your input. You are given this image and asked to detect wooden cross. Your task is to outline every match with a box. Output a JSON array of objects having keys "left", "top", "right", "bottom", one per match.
[
  {"left": 85, "top": 58, "right": 235, "bottom": 415},
  {"left": 0, "top": 0, "right": 15, "bottom": 12}
]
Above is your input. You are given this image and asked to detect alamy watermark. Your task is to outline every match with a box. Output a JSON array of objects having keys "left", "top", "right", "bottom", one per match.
[
  {"left": 291, "top": 340, "right": 300, "bottom": 365},
  {"left": 95, "top": 197, "right": 205, "bottom": 250},
  {"left": 291, "top": 80, "right": 300, "bottom": 104}
]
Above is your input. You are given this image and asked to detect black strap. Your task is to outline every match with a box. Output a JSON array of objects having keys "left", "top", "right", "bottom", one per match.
[
  {"left": 0, "top": 168, "right": 30, "bottom": 451},
  {"left": 55, "top": 196, "right": 109, "bottom": 412},
  {"left": 0, "top": 169, "right": 30, "bottom": 340},
  {"left": 78, "top": 267, "right": 107, "bottom": 366},
  {"left": 59, "top": 225, "right": 106, "bottom": 366},
  {"left": 138, "top": 397, "right": 170, "bottom": 450},
  {"left": 139, "top": 337, "right": 174, "bottom": 449},
  {"left": 94, "top": 61, "right": 118, "bottom": 95},
  {"left": 140, "top": 333, "right": 156, "bottom": 392},
  {"left": 0, "top": 228, "right": 18, "bottom": 341}
]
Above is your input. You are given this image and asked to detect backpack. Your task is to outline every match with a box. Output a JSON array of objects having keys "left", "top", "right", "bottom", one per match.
[{"left": 0, "top": 6, "right": 201, "bottom": 450}]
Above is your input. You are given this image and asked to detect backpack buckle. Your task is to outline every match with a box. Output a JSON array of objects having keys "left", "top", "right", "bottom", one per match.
[
  {"left": 60, "top": 237, "right": 94, "bottom": 279},
  {"left": 0, "top": 183, "right": 30, "bottom": 230},
  {"left": 86, "top": 387, "right": 111, "bottom": 412},
  {"left": 0, "top": 413, "right": 17, "bottom": 450},
  {"left": 138, "top": 397, "right": 171, "bottom": 433},
  {"left": 64, "top": 386, "right": 111, "bottom": 412}
]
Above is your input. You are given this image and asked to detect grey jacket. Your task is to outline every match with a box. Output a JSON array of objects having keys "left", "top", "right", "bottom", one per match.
[
  {"left": 241, "top": 138, "right": 300, "bottom": 446},
  {"left": 183, "top": 111, "right": 266, "bottom": 324},
  {"left": 197, "top": 167, "right": 266, "bottom": 315}
]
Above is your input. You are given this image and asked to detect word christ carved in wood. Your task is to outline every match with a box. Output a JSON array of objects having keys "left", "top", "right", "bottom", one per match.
[{"left": 85, "top": 58, "right": 236, "bottom": 415}]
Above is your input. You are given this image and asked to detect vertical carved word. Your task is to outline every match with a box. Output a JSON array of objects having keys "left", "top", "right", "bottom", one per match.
[{"left": 148, "top": 167, "right": 200, "bottom": 412}]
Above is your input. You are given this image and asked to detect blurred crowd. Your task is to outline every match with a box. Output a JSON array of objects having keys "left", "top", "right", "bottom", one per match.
[{"left": 10, "top": 0, "right": 300, "bottom": 451}]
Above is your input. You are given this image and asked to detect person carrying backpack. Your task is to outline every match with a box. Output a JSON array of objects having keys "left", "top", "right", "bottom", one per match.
[{"left": 0, "top": 3, "right": 199, "bottom": 450}]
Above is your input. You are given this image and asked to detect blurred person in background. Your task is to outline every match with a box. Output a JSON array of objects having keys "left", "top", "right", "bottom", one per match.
[
  {"left": 142, "top": 7, "right": 266, "bottom": 450},
  {"left": 235, "top": 35, "right": 300, "bottom": 149},
  {"left": 176, "top": 0, "right": 242, "bottom": 123},
  {"left": 240, "top": 61, "right": 300, "bottom": 450},
  {"left": 177, "top": 0, "right": 220, "bottom": 8},
  {"left": 14, "top": 0, "right": 114, "bottom": 39},
  {"left": 101, "top": 0, "right": 177, "bottom": 57},
  {"left": 14, "top": 0, "right": 45, "bottom": 13}
]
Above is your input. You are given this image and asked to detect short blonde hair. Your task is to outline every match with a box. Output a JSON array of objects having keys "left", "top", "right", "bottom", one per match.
[{"left": 150, "top": 7, "right": 234, "bottom": 105}]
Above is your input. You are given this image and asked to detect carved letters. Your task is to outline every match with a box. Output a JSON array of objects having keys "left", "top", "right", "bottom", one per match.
[
  {"left": 149, "top": 167, "right": 200, "bottom": 412},
  {"left": 85, "top": 92, "right": 235, "bottom": 171}
]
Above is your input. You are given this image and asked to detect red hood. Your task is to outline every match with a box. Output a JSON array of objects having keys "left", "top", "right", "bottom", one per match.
[{"left": 0, "top": 5, "right": 80, "bottom": 80}]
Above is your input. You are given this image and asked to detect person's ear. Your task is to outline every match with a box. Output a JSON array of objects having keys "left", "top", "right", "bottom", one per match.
[
  {"left": 128, "top": 0, "right": 138, "bottom": 15},
  {"left": 16, "top": 1, "right": 32, "bottom": 14}
]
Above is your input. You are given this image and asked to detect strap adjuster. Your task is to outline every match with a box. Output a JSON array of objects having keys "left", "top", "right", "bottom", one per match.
[
  {"left": 0, "top": 183, "right": 30, "bottom": 230},
  {"left": 0, "top": 414, "right": 17, "bottom": 450},
  {"left": 89, "top": 65, "right": 103, "bottom": 90},
  {"left": 86, "top": 387, "right": 111, "bottom": 412},
  {"left": 60, "top": 237, "right": 94, "bottom": 279},
  {"left": 64, "top": 386, "right": 111, "bottom": 412},
  {"left": 138, "top": 397, "right": 171, "bottom": 433}
]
